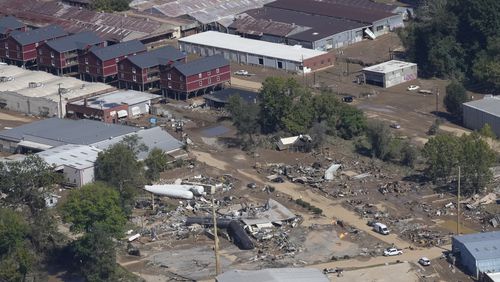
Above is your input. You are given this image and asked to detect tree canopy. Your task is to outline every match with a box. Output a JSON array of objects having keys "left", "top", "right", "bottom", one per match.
[
  {"left": 400, "top": 0, "right": 500, "bottom": 92},
  {"left": 227, "top": 95, "right": 260, "bottom": 145},
  {"left": 60, "top": 182, "right": 126, "bottom": 237},
  {"left": 145, "top": 148, "right": 169, "bottom": 182},
  {"left": 443, "top": 81, "right": 468, "bottom": 120},
  {"left": 423, "top": 132, "right": 495, "bottom": 195},
  {"left": 91, "top": 0, "right": 130, "bottom": 12}
]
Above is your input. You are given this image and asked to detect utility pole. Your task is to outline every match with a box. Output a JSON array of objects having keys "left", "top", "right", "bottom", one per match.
[
  {"left": 457, "top": 166, "right": 461, "bottom": 235},
  {"left": 435, "top": 87, "right": 440, "bottom": 113},
  {"left": 57, "top": 83, "right": 63, "bottom": 118},
  {"left": 211, "top": 197, "right": 221, "bottom": 275}
]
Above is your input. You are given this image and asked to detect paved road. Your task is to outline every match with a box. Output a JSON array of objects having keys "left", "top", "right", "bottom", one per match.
[{"left": 191, "top": 150, "right": 451, "bottom": 270}]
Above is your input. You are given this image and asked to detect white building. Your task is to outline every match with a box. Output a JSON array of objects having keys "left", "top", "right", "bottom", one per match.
[
  {"left": 37, "top": 144, "right": 102, "bottom": 187},
  {"left": 0, "top": 64, "right": 114, "bottom": 117},
  {"left": 363, "top": 60, "right": 417, "bottom": 88},
  {"left": 463, "top": 96, "right": 500, "bottom": 137}
]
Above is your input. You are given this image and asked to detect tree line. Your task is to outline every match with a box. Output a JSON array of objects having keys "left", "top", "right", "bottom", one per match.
[{"left": 399, "top": 0, "right": 500, "bottom": 93}]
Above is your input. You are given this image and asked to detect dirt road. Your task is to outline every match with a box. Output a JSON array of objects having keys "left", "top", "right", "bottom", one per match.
[{"left": 230, "top": 77, "right": 262, "bottom": 91}]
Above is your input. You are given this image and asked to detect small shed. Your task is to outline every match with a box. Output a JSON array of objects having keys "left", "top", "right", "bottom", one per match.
[
  {"left": 276, "top": 135, "right": 312, "bottom": 152},
  {"left": 363, "top": 60, "right": 417, "bottom": 88}
]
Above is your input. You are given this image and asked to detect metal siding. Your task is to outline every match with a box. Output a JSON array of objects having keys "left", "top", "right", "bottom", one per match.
[
  {"left": 463, "top": 106, "right": 500, "bottom": 137},
  {"left": 263, "top": 57, "right": 276, "bottom": 68}
]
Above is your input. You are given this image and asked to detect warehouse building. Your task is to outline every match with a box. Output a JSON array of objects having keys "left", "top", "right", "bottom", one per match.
[
  {"left": 67, "top": 90, "right": 161, "bottom": 123},
  {"left": 463, "top": 96, "right": 500, "bottom": 137},
  {"left": 178, "top": 31, "right": 333, "bottom": 73},
  {"left": 0, "top": 64, "right": 114, "bottom": 117},
  {"left": 452, "top": 231, "right": 500, "bottom": 279},
  {"left": 362, "top": 60, "right": 417, "bottom": 88},
  {"left": 37, "top": 144, "right": 101, "bottom": 187}
]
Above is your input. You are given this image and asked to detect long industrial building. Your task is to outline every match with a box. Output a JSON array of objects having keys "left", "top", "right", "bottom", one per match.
[
  {"left": 0, "top": 64, "right": 114, "bottom": 117},
  {"left": 178, "top": 31, "right": 334, "bottom": 73},
  {"left": 463, "top": 96, "right": 500, "bottom": 137}
]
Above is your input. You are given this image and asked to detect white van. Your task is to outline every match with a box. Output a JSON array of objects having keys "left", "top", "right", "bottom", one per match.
[{"left": 373, "top": 222, "right": 390, "bottom": 235}]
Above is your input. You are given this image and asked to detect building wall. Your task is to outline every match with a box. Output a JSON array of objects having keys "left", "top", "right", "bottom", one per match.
[
  {"left": 372, "top": 15, "right": 404, "bottom": 37},
  {"left": 79, "top": 52, "right": 103, "bottom": 79},
  {"left": 63, "top": 165, "right": 95, "bottom": 187},
  {"left": 463, "top": 104, "right": 500, "bottom": 137},
  {"left": 128, "top": 101, "right": 151, "bottom": 117},
  {"left": 364, "top": 64, "right": 417, "bottom": 88},
  {"left": 453, "top": 237, "right": 478, "bottom": 277},
  {"left": 303, "top": 52, "right": 334, "bottom": 71},
  {"left": 161, "top": 64, "right": 230, "bottom": 93},
  {"left": 38, "top": 46, "right": 64, "bottom": 69},
  {"left": 0, "top": 138, "right": 18, "bottom": 153},
  {"left": 66, "top": 102, "right": 128, "bottom": 123},
  {"left": 0, "top": 91, "right": 60, "bottom": 117}
]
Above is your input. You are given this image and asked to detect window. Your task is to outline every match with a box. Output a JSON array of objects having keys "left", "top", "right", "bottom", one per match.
[
  {"left": 35, "top": 42, "right": 39, "bottom": 47},
  {"left": 97, "top": 68, "right": 100, "bottom": 74},
  {"left": 120, "top": 64, "right": 124, "bottom": 70},
  {"left": 199, "top": 81, "right": 202, "bottom": 86},
  {"left": 84, "top": 57, "right": 88, "bottom": 64},
  {"left": 258, "top": 58, "right": 264, "bottom": 65},
  {"left": 132, "top": 75, "right": 136, "bottom": 82},
  {"left": 216, "top": 76, "right": 220, "bottom": 82},
  {"left": 168, "top": 82, "right": 172, "bottom": 88},
  {"left": 51, "top": 59, "right": 54, "bottom": 66},
  {"left": 5, "top": 50, "right": 8, "bottom": 57},
  {"left": 180, "top": 75, "right": 183, "bottom": 81},
  {"left": 208, "top": 77, "right": 211, "bottom": 84},
  {"left": 120, "top": 73, "right": 124, "bottom": 79},
  {"left": 207, "top": 71, "right": 211, "bottom": 76},
  {"left": 216, "top": 68, "right": 219, "bottom": 73},
  {"left": 85, "top": 66, "right": 89, "bottom": 73},
  {"left": 198, "top": 73, "right": 202, "bottom": 78},
  {"left": 38, "top": 49, "right": 42, "bottom": 55},
  {"left": 132, "top": 68, "right": 137, "bottom": 74},
  {"left": 16, "top": 44, "right": 20, "bottom": 50},
  {"left": 4, "top": 42, "right": 7, "bottom": 49},
  {"left": 50, "top": 51, "right": 54, "bottom": 58},
  {"left": 277, "top": 61, "right": 283, "bottom": 69},
  {"left": 115, "top": 58, "right": 119, "bottom": 63},
  {"left": 16, "top": 51, "right": 20, "bottom": 58},
  {"left": 39, "top": 57, "right": 43, "bottom": 63},
  {"left": 167, "top": 73, "right": 171, "bottom": 80},
  {"left": 376, "top": 25, "right": 384, "bottom": 31}
]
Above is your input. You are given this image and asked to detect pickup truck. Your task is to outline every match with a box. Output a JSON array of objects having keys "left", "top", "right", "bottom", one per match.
[{"left": 383, "top": 247, "right": 403, "bottom": 256}]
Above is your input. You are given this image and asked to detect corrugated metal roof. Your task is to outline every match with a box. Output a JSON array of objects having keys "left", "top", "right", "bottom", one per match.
[
  {"left": 464, "top": 96, "right": 500, "bottom": 118},
  {"left": 37, "top": 144, "right": 101, "bottom": 170},
  {"left": 229, "top": 15, "right": 297, "bottom": 37},
  {"left": 216, "top": 268, "right": 329, "bottom": 282},
  {"left": 46, "top": 32, "right": 103, "bottom": 53},
  {"left": 266, "top": 0, "right": 397, "bottom": 24},
  {"left": 11, "top": 25, "right": 67, "bottom": 45},
  {"left": 128, "top": 46, "right": 185, "bottom": 69},
  {"left": 92, "top": 126, "right": 183, "bottom": 160},
  {"left": 179, "top": 31, "right": 327, "bottom": 62},
  {"left": 454, "top": 231, "right": 500, "bottom": 261},
  {"left": 71, "top": 90, "right": 161, "bottom": 110},
  {"left": 363, "top": 60, "right": 416, "bottom": 74},
  {"left": 91, "top": 40, "right": 146, "bottom": 61},
  {"left": 174, "top": 54, "right": 229, "bottom": 76},
  {"left": 0, "top": 118, "right": 139, "bottom": 145},
  {"left": 0, "top": 16, "right": 24, "bottom": 34}
]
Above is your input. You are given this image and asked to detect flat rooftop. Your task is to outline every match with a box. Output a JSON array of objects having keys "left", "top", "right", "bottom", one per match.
[
  {"left": 0, "top": 64, "right": 114, "bottom": 102},
  {"left": 179, "top": 31, "right": 327, "bottom": 62},
  {"left": 464, "top": 96, "right": 500, "bottom": 118},
  {"left": 71, "top": 90, "right": 161, "bottom": 110},
  {"left": 454, "top": 231, "right": 500, "bottom": 261},
  {"left": 37, "top": 144, "right": 101, "bottom": 170},
  {"left": 362, "top": 60, "right": 417, "bottom": 74}
]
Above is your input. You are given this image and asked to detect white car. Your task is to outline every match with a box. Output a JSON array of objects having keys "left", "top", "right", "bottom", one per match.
[
  {"left": 418, "top": 257, "right": 431, "bottom": 266},
  {"left": 407, "top": 85, "right": 420, "bottom": 91},
  {"left": 234, "top": 70, "right": 249, "bottom": 76},
  {"left": 390, "top": 123, "right": 401, "bottom": 129},
  {"left": 383, "top": 248, "right": 403, "bottom": 256}
]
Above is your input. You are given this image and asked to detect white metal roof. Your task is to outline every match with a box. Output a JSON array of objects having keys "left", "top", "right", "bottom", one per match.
[
  {"left": 71, "top": 90, "right": 161, "bottom": 110},
  {"left": 0, "top": 64, "right": 114, "bottom": 102},
  {"left": 179, "top": 31, "right": 327, "bottom": 63},
  {"left": 37, "top": 144, "right": 102, "bottom": 170},
  {"left": 363, "top": 60, "right": 417, "bottom": 74},
  {"left": 463, "top": 96, "right": 500, "bottom": 118}
]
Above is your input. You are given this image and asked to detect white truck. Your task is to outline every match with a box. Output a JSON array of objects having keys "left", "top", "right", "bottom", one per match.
[{"left": 373, "top": 222, "right": 390, "bottom": 235}]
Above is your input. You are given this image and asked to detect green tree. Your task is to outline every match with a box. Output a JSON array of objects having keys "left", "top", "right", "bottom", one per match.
[
  {"left": 472, "top": 37, "right": 500, "bottom": 93},
  {"left": 0, "top": 209, "right": 34, "bottom": 282},
  {"left": 423, "top": 134, "right": 462, "bottom": 182},
  {"left": 227, "top": 95, "right": 260, "bottom": 145},
  {"left": 121, "top": 134, "right": 148, "bottom": 155},
  {"left": 337, "top": 104, "right": 366, "bottom": 139},
  {"left": 479, "top": 123, "right": 496, "bottom": 139},
  {"left": 72, "top": 225, "right": 118, "bottom": 282},
  {"left": 60, "top": 182, "right": 126, "bottom": 237},
  {"left": 0, "top": 155, "right": 61, "bottom": 216},
  {"left": 366, "top": 121, "right": 393, "bottom": 160},
  {"left": 282, "top": 93, "right": 314, "bottom": 135},
  {"left": 145, "top": 148, "right": 169, "bottom": 182},
  {"left": 401, "top": 142, "right": 419, "bottom": 168},
  {"left": 444, "top": 81, "right": 468, "bottom": 120},
  {"left": 312, "top": 91, "right": 342, "bottom": 134},
  {"left": 259, "top": 77, "right": 301, "bottom": 133},
  {"left": 95, "top": 143, "right": 145, "bottom": 213}
]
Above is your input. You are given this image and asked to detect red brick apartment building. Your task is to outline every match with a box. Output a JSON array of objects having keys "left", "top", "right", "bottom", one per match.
[
  {"left": 79, "top": 40, "right": 146, "bottom": 83},
  {"left": 161, "top": 54, "right": 230, "bottom": 100},
  {"left": 37, "top": 32, "right": 104, "bottom": 76},
  {"left": 118, "top": 46, "right": 186, "bottom": 92},
  {"left": 0, "top": 25, "right": 67, "bottom": 67}
]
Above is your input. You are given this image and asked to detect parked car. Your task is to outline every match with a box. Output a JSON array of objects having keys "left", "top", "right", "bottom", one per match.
[
  {"left": 342, "top": 96, "right": 354, "bottom": 103},
  {"left": 390, "top": 123, "right": 401, "bottom": 129},
  {"left": 384, "top": 248, "right": 403, "bottom": 256},
  {"left": 247, "top": 182, "right": 257, "bottom": 189},
  {"left": 373, "top": 222, "right": 390, "bottom": 235},
  {"left": 234, "top": 70, "right": 249, "bottom": 76},
  {"left": 407, "top": 85, "right": 420, "bottom": 91},
  {"left": 272, "top": 177, "right": 285, "bottom": 183},
  {"left": 418, "top": 257, "right": 431, "bottom": 266}
]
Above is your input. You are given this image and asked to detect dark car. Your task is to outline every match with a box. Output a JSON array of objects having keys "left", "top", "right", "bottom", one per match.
[
  {"left": 342, "top": 96, "right": 354, "bottom": 103},
  {"left": 272, "top": 177, "right": 285, "bottom": 183}
]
